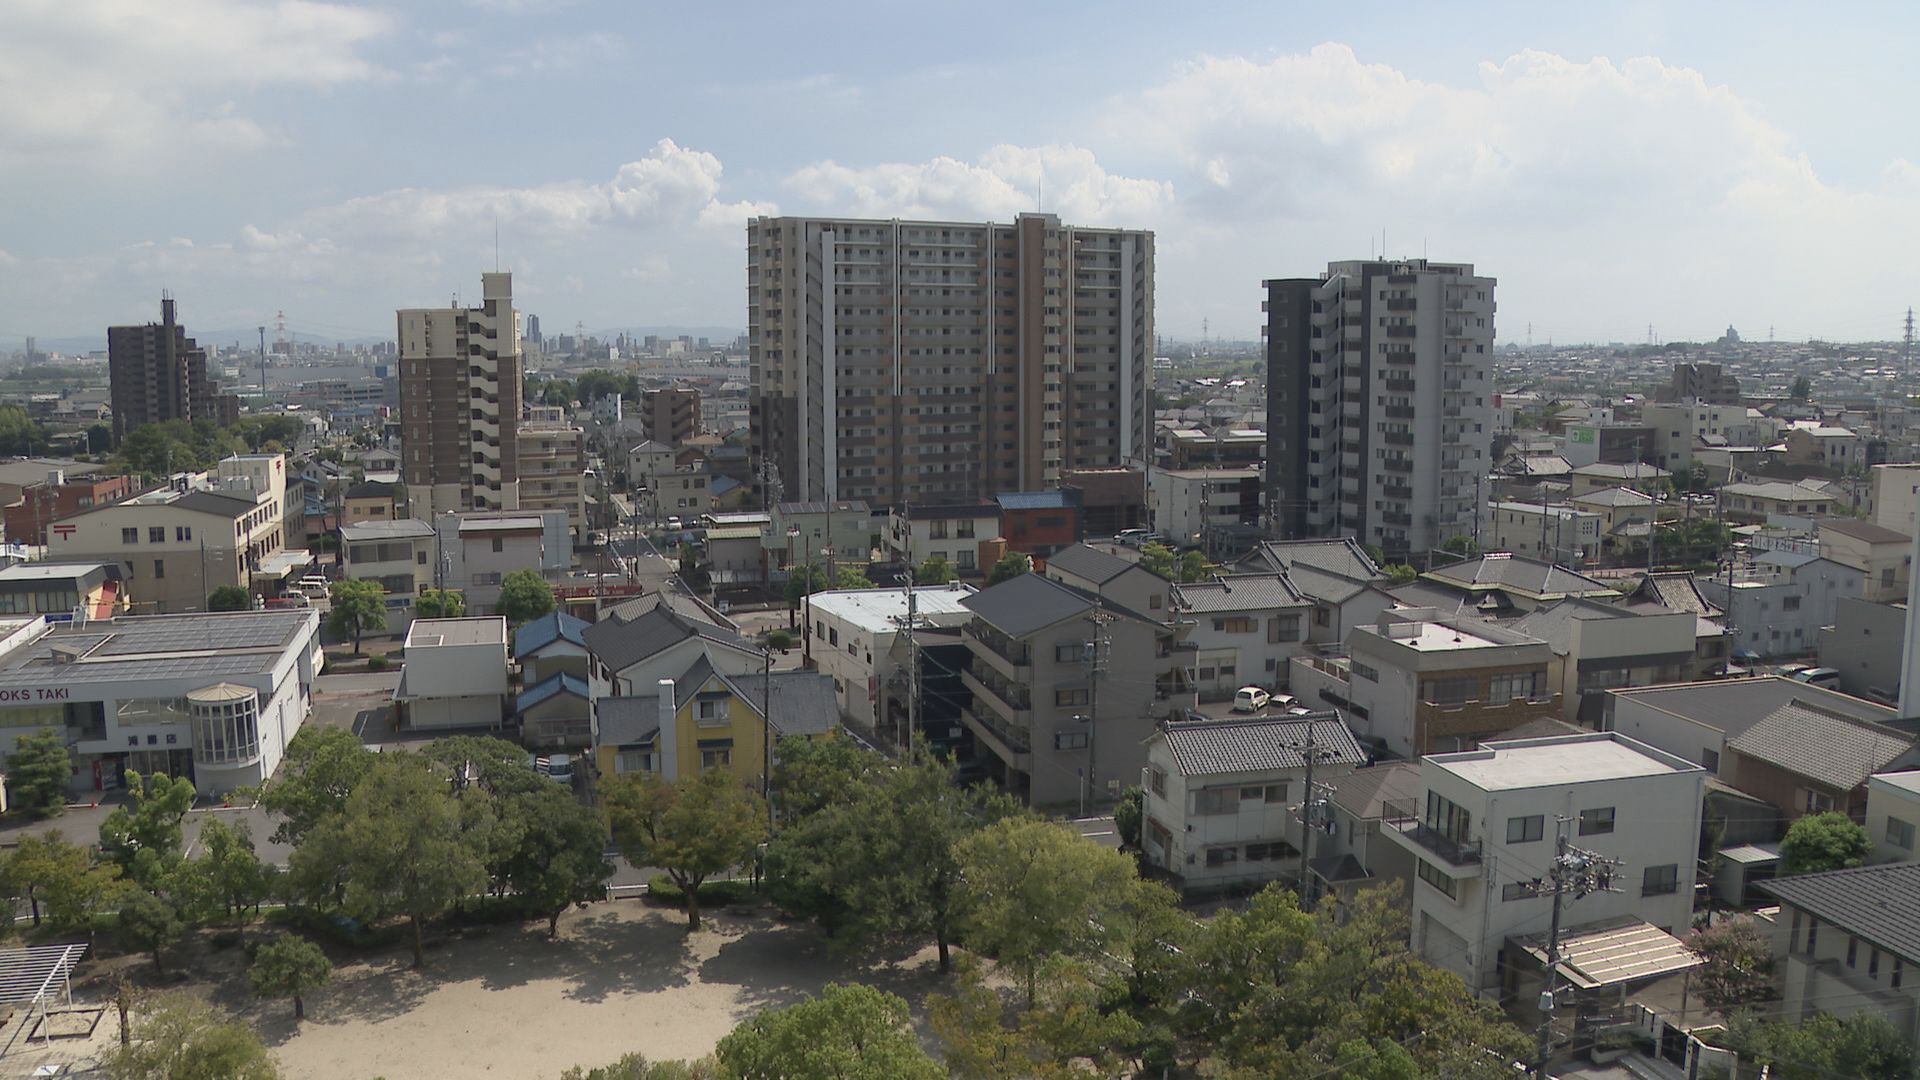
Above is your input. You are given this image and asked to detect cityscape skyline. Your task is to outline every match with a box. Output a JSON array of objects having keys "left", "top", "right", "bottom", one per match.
[{"left": 3, "top": 3, "right": 1918, "bottom": 346}]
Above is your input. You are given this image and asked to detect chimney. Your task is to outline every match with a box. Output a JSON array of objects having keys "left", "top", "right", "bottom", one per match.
[{"left": 657, "top": 678, "right": 678, "bottom": 781}]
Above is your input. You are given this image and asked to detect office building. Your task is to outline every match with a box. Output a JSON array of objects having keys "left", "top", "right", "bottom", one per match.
[
  {"left": 108, "top": 295, "right": 240, "bottom": 444},
  {"left": 1264, "top": 259, "right": 1496, "bottom": 558},
  {"left": 398, "top": 273, "right": 523, "bottom": 516},
  {"left": 749, "top": 213, "right": 1154, "bottom": 507}
]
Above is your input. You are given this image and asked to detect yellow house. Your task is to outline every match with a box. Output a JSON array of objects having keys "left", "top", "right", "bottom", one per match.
[
  {"left": 344, "top": 480, "right": 402, "bottom": 524},
  {"left": 592, "top": 654, "right": 838, "bottom": 785}
]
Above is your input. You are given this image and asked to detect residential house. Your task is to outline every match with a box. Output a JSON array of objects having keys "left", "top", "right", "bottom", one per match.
[
  {"left": 1702, "top": 551, "right": 1864, "bottom": 659},
  {"left": 1568, "top": 486, "right": 1659, "bottom": 561},
  {"left": 1722, "top": 703, "right": 1919, "bottom": 822},
  {"left": 653, "top": 465, "right": 714, "bottom": 521},
  {"left": 1757, "top": 864, "right": 1920, "bottom": 1042},
  {"left": 1171, "top": 574, "right": 1314, "bottom": 699},
  {"left": 1621, "top": 571, "right": 1731, "bottom": 676},
  {"left": 1317, "top": 761, "right": 1424, "bottom": 904},
  {"left": 1719, "top": 481, "right": 1836, "bottom": 525},
  {"left": 394, "top": 617, "right": 509, "bottom": 731},
  {"left": 343, "top": 481, "right": 401, "bottom": 524},
  {"left": 1233, "top": 539, "right": 1396, "bottom": 647},
  {"left": 513, "top": 611, "right": 593, "bottom": 748},
  {"left": 627, "top": 440, "right": 678, "bottom": 496},
  {"left": 1148, "top": 466, "right": 1263, "bottom": 557},
  {"left": 1866, "top": 771, "right": 1920, "bottom": 864},
  {"left": 1604, "top": 676, "right": 1898, "bottom": 779},
  {"left": 590, "top": 657, "right": 838, "bottom": 783},
  {"left": 1043, "top": 543, "right": 1173, "bottom": 619},
  {"left": 1509, "top": 599, "right": 1698, "bottom": 725},
  {"left": 338, "top": 519, "right": 435, "bottom": 631},
  {"left": 958, "top": 571, "right": 1196, "bottom": 805},
  {"left": 1870, "top": 462, "right": 1920, "bottom": 534},
  {"left": 1816, "top": 518, "right": 1911, "bottom": 603},
  {"left": 1139, "top": 712, "right": 1368, "bottom": 896},
  {"left": 995, "top": 490, "right": 1082, "bottom": 558},
  {"left": 704, "top": 524, "right": 769, "bottom": 587},
  {"left": 435, "top": 509, "right": 570, "bottom": 615},
  {"left": 1387, "top": 733, "right": 1705, "bottom": 998},
  {"left": 582, "top": 591, "right": 760, "bottom": 699},
  {"left": 1568, "top": 461, "right": 1665, "bottom": 497},
  {"left": 768, "top": 500, "right": 874, "bottom": 578},
  {"left": 885, "top": 503, "right": 1000, "bottom": 576},
  {"left": 1288, "top": 607, "right": 1559, "bottom": 759},
  {"left": 1782, "top": 424, "right": 1863, "bottom": 473},
  {"left": 1415, "top": 554, "right": 1620, "bottom": 617},
  {"left": 806, "top": 584, "right": 976, "bottom": 733},
  {"left": 1483, "top": 502, "right": 1603, "bottom": 566}
]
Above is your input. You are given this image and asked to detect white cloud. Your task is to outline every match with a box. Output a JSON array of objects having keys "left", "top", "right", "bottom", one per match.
[
  {"left": 783, "top": 144, "right": 1174, "bottom": 226},
  {"left": 0, "top": 0, "right": 390, "bottom": 159}
]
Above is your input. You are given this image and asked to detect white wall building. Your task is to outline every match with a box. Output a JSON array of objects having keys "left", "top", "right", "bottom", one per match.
[
  {"left": 806, "top": 584, "right": 976, "bottom": 731},
  {"left": 1170, "top": 574, "right": 1313, "bottom": 698},
  {"left": 1483, "top": 502, "right": 1602, "bottom": 566},
  {"left": 395, "top": 617, "right": 509, "bottom": 730},
  {"left": 1701, "top": 553, "right": 1864, "bottom": 659},
  {"left": 1866, "top": 770, "right": 1920, "bottom": 865}
]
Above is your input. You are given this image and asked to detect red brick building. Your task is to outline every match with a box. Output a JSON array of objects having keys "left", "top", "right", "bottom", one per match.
[
  {"left": 995, "top": 490, "right": 1083, "bottom": 559},
  {"left": 5, "top": 472, "right": 137, "bottom": 546}
]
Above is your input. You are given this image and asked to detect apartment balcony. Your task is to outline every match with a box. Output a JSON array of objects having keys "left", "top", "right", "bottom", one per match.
[
  {"left": 1382, "top": 431, "right": 1415, "bottom": 446},
  {"left": 1383, "top": 405, "right": 1416, "bottom": 420},
  {"left": 960, "top": 705, "right": 1032, "bottom": 760},
  {"left": 1382, "top": 483, "right": 1414, "bottom": 500},
  {"left": 965, "top": 619, "right": 1032, "bottom": 673},
  {"left": 1385, "top": 298, "right": 1418, "bottom": 312},
  {"left": 1383, "top": 458, "right": 1414, "bottom": 474},
  {"left": 1383, "top": 378, "right": 1417, "bottom": 393},
  {"left": 961, "top": 664, "right": 1033, "bottom": 717},
  {"left": 1382, "top": 511, "right": 1413, "bottom": 526},
  {"left": 1384, "top": 325, "right": 1417, "bottom": 339},
  {"left": 1382, "top": 350, "right": 1416, "bottom": 365},
  {"left": 1382, "top": 802, "right": 1483, "bottom": 873},
  {"left": 1442, "top": 405, "right": 1463, "bottom": 418}
]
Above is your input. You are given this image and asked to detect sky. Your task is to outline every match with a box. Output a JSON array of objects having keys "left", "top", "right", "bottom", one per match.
[{"left": 3, "top": 0, "right": 1918, "bottom": 348}]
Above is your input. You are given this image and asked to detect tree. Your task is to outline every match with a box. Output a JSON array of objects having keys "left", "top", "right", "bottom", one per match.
[
  {"left": 832, "top": 565, "right": 873, "bottom": 590},
  {"left": 1381, "top": 563, "right": 1419, "bottom": 585},
  {"left": 678, "top": 543, "right": 711, "bottom": 593},
  {"left": 99, "top": 771, "right": 197, "bottom": 886},
  {"left": 497, "top": 568, "right": 556, "bottom": 626},
  {"left": 1137, "top": 542, "right": 1177, "bottom": 580},
  {"left": 987, "top": 552, "right": 1032, "bottom": 585},
  {"left": 603, "top": 770, "right": 764, "bottom": 931},
  {"left": 103, "top": 992, "right": 282, "bottom": 1080},
  {"left": 1790, "top": 374, "right": 1813, "bottom": 402},
  {"left": 206, "top": 585, "right": 251, "bottom": 612},
  {"left": 1177, "top": 550, "right": 1214, "bottom": 583},
  {"left": 1113, "top": 786, "right": 1143, "bottom": 850},
  {"left": 1780, "top": 811, "right": 1870, "bottom": 875},
  {"left": 0, "top": 405, "right": 49, "bottom": 456},
  {"left": 916, "top": 555, "right": 957, "bottom": 585},
  {"left": 253, "top": 726, "right": 374, "bottom": 848},
  {"left": 765, "top": 629, "right": 792, "bottom": 652},
  {"left": 413, "top": 588, "right": 465, "bottom": 620},
  {"left": 1441, "top": 536, "right": 1480, "bottom": 558},
  {"left": 956, "top": 818, "right": 1142, "bottom": 1007},
  {"left": 325, "top": 579, "right": 386, "bottom": 655},
  {"left": 499, "top": 785, "right": 614, "bottom": 937},
  {"left": 187, "top": 818, "right": 274, "bottom": 922},
  {"left": 561, "top": 1055, "right": 716, "bottom": 1080},
  {"left": 930, "top": 955, "right": 1145, "bottom": 1080},
  {"left": 116, "top": 890, "right": 184, "bottom": 975},
  {"left": 783, "top": 565, "right": 827, "bottom": 610},
  {"left": 289, "top": 753, "right": 486, "bottom": 968},
  {"left": 1727, "top": 1010, "right": 1917, "bottom": 1080},
  {"left": 716, "top": 983, "right": 941, "bottom": 1080},
  {"left": 248, "top": 935, "right": 332, "bottom": 1021},
  {"left": 6, "top": 727, "right": 71, "bottom": 816},
  {"left": 1687, "top": 916, "right": 1777, "bottom": 1012},
  {"left": 87, "top": 423, "right": 112, "bottom": 456},
  {"left": 5, "top": 831, "right": 117, "bottom": 928},
  {"left": 768, "top": 736, "right": 883, "bottom": 822}
]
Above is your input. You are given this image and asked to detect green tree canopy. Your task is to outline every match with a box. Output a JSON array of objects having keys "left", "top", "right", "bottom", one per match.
[
  {"left": 99, "top": 771, "right": 197, "bottom": 886},
  {"left": 832, "top": 565, "right": 873, "bottom": 590},
  {"left": 916, "top": 555, "right": 957, "bottom": 585},
  {"left": 112, "top": 419, "right": 244, "bottom": 479},
  {"left": 784, "top": 565, "right": 828, "bottom": 609},
  {"left": 1382, "top": 563, "right": 1419, "bottom": 585},
  {"left": 325, "top": 579, "right": 387, "bottom": 655},
  {"left": 0, "top": 405, "right": 50, "bottom": 456},
  {"left": 498, "top": 784, "right": 615, "bottom": 937},
  {"left": 413, "top": 588, "right": 465, "bottom": 620},
  {"left": 253, "top": 726, "right": 375, "bottom": 848},
  {"left": 230, "top": 415, "right": 306, "bottom": 453},
  {"left": 6, "top": 830, "right": 125, "bottom": 929},
  {"left": 206, "top": 585, "right": 251, "bottom": 612},
  {"left": 1113, "top": 786, "right": 1143, "bottom": 850},
  {"left": 1780, "top": 811, "right": 1870, "bottom": 875},
  {"left": 248, "top": 935, "right": 332, "bottom": 1021},
  {"left": 1790, "top": 374, "right": 1813, "bottom": 402},
  {"left": 717, "top": 983, "right": 941, "bottom": 1080},
  {"left": 559, "top": 1056, "right": 717, "bottom": 1080},
  {"left": 604, "top": 770, "right": 764, "bottom": 931},
  {"left": 1727, "top": 1010, "right": 1917, "bottom": 1080},
  {"left": 1687, "top": 916, "right": 1777, "bottom": 1012},
  {"left": 986, "top": 552, "right": 1032, "bottom": 585},
  {"left": 5, "top": 728, "right": 70, "bottom": 816},
  {"left": 104, "top": 992, "right": 282, "bottom": 1080},
  {"left": 497, "top": 568, "right": 556, "bottom": 625},
  {"left": 182, "top": 817, "right": 275, "bottom": 923},
  {"left": 116, "top": 889, "right": 185, "bottom": 975},
  {"left": 1177, "top": 550, "right": 1215, "bottom": 583},
  {"left": 1137, "top": 542, "right": 1177, "bottom": 580}
]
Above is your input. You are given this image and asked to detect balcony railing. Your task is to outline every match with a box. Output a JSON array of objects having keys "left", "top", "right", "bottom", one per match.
[
  {"left": 1383, "top": 801, "right": 1483, "bottom": 866},
  {"left": 963, "top": 662, "right": 1031, "bottom": 712},
  {"left": 965, "top": 619, "right": 1032, "bottom": 667}
]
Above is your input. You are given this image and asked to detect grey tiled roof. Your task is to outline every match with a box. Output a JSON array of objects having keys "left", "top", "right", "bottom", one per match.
[
  {"left": 1158, "top": 712, "right": 1366, "bottom": 777},
  {"left": 724, "top": 670, "right": 840, "bottom": 737},
  {"left": 1817, "top": 518, "right": 1910, "bottom": 544},
  {"left": 1757, "top": 863, "right": 1920, "bottom": 962},
  {"left": 581, "top": 604, "right": 758, "bottom": 674},
  {"left": 1425, "top": 555, "right": 1614, "bottom": 598},
  {"left": 1725, "top": 701, "right": 1915, "bottom": 790},
  {"left": 960, "top": 572, "right": 1098, "bottom": 638},
  {"left": 1172, "top": 574, "right": 1310, "bottom": 614},
  {"left": 1285, "top": 563, "right": 1377, "bottom": 605},
  {"left": 1608, "top": 677, "right": 1895, "bottom": 739},
  {"left": 1044, "top": 543, "right": 1137, "bottom": 585},
  {"left": 1237, "top": 538, "right": 1379, "bottom": 580},
  {"left": 595, "top": 696, "right": 660, "bottom": 747},
  {"left": 1631, "top": 572, "right": 1722, "bottom": 617}
]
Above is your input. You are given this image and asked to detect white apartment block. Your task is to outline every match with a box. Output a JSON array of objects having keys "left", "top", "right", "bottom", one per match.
[
  {"left": 1265, "top": 259, "right": 1496, "bottom": 559},
  {"left": 399, "top": 272, "right": 523, "bottom": 516},
  {"left": 1386, "top": 732, "right": 1705, "bottom": 996},
  {"left": 1147, "top": 467, "right": 1263, "bottom": 556},
  {"left": 515, "top": 420, "right": 587, "bottom": 536},
  {"left": 806, "top": 584, "right": 975, "bottom": 731},
  {"left": 749, "top": 214, "right": 1153, "bottom": 507}
]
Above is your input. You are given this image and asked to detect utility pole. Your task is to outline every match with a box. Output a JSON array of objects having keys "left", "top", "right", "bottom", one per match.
[
  {"left": 257, "top": 326, "right": 268, "bottom": 398},
  {"left": 762, "top": 647, "right": 774, "bottom": 829},
  {"left": 1083, "top": 609, "right": 1115, "bottom": 811},
  {"left": 894, "top": 570, "right": 920, "bottom": 756},
  {"left": 1290, "top": 721, "right": 1339, "bottom": 912},
  {"left": 1528, "top": 822, "right": 1622, "bottom": 1078}
]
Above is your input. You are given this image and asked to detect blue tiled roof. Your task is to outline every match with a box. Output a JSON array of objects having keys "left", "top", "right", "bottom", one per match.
[
  {"left": 513, "top": 611, "right": 588, "bottom": 660},
  {"left": 515, "top": 672, "right": 589, "bottom": 714},
  {"left": 995, "top": 490, "right": 1074, "bottom": 510}
]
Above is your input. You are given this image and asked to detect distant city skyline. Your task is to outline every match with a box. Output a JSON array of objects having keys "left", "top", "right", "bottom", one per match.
[{"left": 2, "top": 2, "right": 1916, "bottom": 346}]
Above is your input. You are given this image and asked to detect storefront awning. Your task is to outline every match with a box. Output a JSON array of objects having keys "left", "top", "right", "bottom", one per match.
[{"left": 1512, "top": 916, "right": 1702, "bottom": 990}]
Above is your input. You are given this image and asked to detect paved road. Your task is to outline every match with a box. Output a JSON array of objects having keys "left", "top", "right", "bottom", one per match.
[{"left": 1072, "top": 814, "right": 1121, "bottom": 849}]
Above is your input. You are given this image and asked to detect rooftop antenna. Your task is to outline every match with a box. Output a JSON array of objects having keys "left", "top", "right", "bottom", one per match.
[
  {"left": 493, "top": 214, "right": 500, "bottom": 272},
  {"left": 1036, "top": 165, "right": 1043, "bottom": 212}
]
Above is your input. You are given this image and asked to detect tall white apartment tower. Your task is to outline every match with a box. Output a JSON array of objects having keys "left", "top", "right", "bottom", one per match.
[
  {"left": 1264, "top": 259, "right": 1496, "bottom": 559},
  {"left": 748, "top": 214, "right": 1154, "bottom": 507},
  {"left": 399, "top": 272, "right": 524, "bottom": 517}
]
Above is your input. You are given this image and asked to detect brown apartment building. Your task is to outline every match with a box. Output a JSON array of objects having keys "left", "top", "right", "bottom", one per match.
[
  {"left": 749, "top": 214, "right": 1153, "bottom": 508},
  {"left": 642, "top": 387, "right": 701, "bottom": 447},
  {"left": 108, "top": 295, "right": 240, "bottom": 444},
  {"left": 399, "top": 273, "right": 523, "bottom": 516}
]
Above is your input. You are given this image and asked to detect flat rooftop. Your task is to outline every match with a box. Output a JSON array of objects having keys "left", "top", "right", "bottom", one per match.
[
  {"left": 1367, "top": 617, "right": 1519, "bottom": 652},
  {"left": 459, "top": 517, "right": 543, "bottom": 533},
  {"left": 1871, "top": 770, "right": 1920, "bottom": 797},
  {"left": 341, "top": 519, "right": 435, "bottom": 540},
  {"left": 0, "top": 562, "right": 113, "bottom": 583},
  {"left": 406, "top": 617, "right": 507, "bottom": 647},
  {"left": 0, "top": 611, "right": 314, "bottom": 689},
  {"left": 807, "top": 586, "right": 977, "bottom": 633},
  {"left": 1429, "top": 733, "right": 1697, "bottom": 790}
]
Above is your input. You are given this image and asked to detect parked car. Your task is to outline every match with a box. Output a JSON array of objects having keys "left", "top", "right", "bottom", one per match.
[
  {"left": 1232, "top": 686, "right": 1271, "bottom": 713},
  {"left": 1790, "top": 667, "right": 1841, "bottom": 690}
]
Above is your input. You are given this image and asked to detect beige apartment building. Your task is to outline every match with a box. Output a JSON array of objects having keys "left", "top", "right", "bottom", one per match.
[
  {"left": 399, "top": 273, "right": 523, "bottom": 516},
  {"left": 749, "top": 214, "right": 1154, "bottom": 507},
  {"left": 516, "top": 420, "right": 587, "bottom": 536}
]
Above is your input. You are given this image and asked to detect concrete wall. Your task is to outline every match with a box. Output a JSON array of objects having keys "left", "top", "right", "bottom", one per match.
[
  {"left": 1866, "top": 775, "right": 1920, "bottom": 864},
  {"left": 1818, "top": 597, "right": 1905, "bottom": 701}
]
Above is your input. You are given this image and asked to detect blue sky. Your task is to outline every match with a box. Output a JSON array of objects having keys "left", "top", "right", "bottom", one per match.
[{"left": 3, "top": 0, "right": 1917, "bottom": 346}]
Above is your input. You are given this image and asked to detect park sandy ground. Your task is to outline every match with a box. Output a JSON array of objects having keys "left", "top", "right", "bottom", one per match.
[{"left": 257, "top": 900, "right": 943, "bottom": 1080}]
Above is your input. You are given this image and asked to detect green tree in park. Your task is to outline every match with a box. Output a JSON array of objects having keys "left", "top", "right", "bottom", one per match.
[
  {"left": 187, "top": 818, "right": 275, "bottom": 922},
  {"left": 0, "top": 405, "right": 50, "bottom": 456},
  {"left": 8, "top": 831, "right": 127, "bottom": 933},
  {"left": 1137, "top": 542, "right": 1178, "bottom": 580},
  {"left": 986, "top": 551, "right": 1032, "bottom": 585},
  {"left": 325, "top": 579, "right": 386, "bottom": 655},
  {"left": 1687, "top": 916, "right": 1778, "bottom": 1012},
  {"left": 248, "top": 935, "right": 333, "bottom": 1022},
  {"left": 559, "top": 1057, "right": 717, "bottom": 1080},
  {"left": 6, "top": 727, "right": 71, "bottom": 816},
  {"left": 496, "top": 568, "right": 556, "bottom": 625},
  {"left": 1113, "top": 786, "right": 1144, "bottom": 849},
  {"left": 716, "top": 983, "right": 942, "bottom": 1080},
  {"left": 955, "top": 817, "right": 1143, "bottom": 1007},
  {"left": 916, "top": 554, "right": 957, "bottom": 585},
  {"left": 413, "top": 588, "right": 465, "bottom": 620},
  {"left": 766, "top": 737, "right": 883, "bottom": 823},
  {"left": 103, "top": 993, "right": 282, "bottom": 1080},
  {"left": 1780, "top": 811, "right": 1870, "bottom": 875},
  {"left": 603, "top": 769, "right": 764, "bottom": 931},
  {"left": 288, "top": 753, "right": 485, "bottom": 968},
  {"left": 253, "top": 726, "right": 375, "bottom": 847},
  {"left": 116, "top": 890, "right": 185, "bottom": 975},
  {"left": 99, "top": 771, "right": 197, "bottom": 885},
  {"left": 499, "top": 784, "right": 615, "bottom": 938},
  {"left": 930, "top": 956, "right": 1146, "bottom": 1080},
  {"left": 206, "top": 585, "right": 251, "bottom": 612}
]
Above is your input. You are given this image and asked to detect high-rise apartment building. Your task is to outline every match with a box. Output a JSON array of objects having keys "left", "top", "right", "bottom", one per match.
[
  {"left": 108, "top": 295, "right": 240, "bottom": 444},
  {"left": 749, "top": 213, "right": 1153, "bottom": 507},
  {"left": 1664, "top": 362, "right": 1741, "bottom": 405},
  {"left": 1264, "top": 259, "right": 1496, "bottom": 559},
  {"left": 399, "top": 273, "right": 523, "bottom": 516},
  {"left": 642, "top": 387, "right": 701, "bottom": 448}
]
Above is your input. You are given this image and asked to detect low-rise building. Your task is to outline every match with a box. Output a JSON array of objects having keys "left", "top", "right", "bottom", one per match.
[
  {"left": 1388, "top": 732, "right": 1705, "bottom": 998},
  {"left": 1817, "top": 597, "right": 1906, "bottom": 703},
  {"left": 1604, "top": 676, "right": 1898, "bottom": 779},
  {"left": 1416, "top": 554, "right": 1619, "bottom": 616},
  {"left": 1723, "top": 703, "right": 1918, "bottom": 822},
  {"left": 1316, "top": 761, "right": 1423, "bottom": 902},
  {"left": 3, "top": 470, "right": 136, "bottom": 547},
  {"left": 343, "top": 480, "right": 401, "bottom": 525},
  {"left": 1509, "top": 599, "right": 1698, "bottom": 725},
  {"left": 768, "top": 501, "right": 873, "bottom": 577},
  {"left": 1719, "top": 480, "right": 1836, "bottom": 525},
  {"left": 1816, "top": 518, "right": 1911, "bottom": 603},
  {"left": 513, "top": 611, "right": 592, "bottom": 749},
  {"left": 1043, "top": 543, "right": 1171, "bottom": 617},
  {"left": 1866, "top": 770, "right": 1920, "bottom": 864},
  {"left": 436, "top": 509, "right": 570, "bottom": 614},
  {"left": 339, "top": 519, "right": 435, "bottom": 630},
  {"left": 806, "top": 584, "right": 976, "bottom": 733},
  {"left": 1139, "top": 712, "right": 1367, "bottom": 896},
  {"left": 394, "top": 617, "right": 509, "bottom": 731},
  {"left": 995, "top": 491, "right": 1082, "bottom": 559},
  {"left": 590, "top": 658, "right": 837, "bottom": 783},
  {"left": 1288, "top": 607, "right": 1558, "bottom": 759},
  {"left": 1757, "top": 863, "right": 1920, "bottom": 1043},
  {"left": 1148, "top": 467, "right": 1263, "bottom": 557},
  {"left": 1483, "top": 502, "right": 1603, "bottom": 566},
  {"left": 0, "top": 562, "right": 126, "bottom": 619},
  {"left": 884, "top": 503, "right": 999, "bottom": 576},
  {"left": 1568, "top": 461, "right": 1665, "bottom": 497},
  {"left": 582, "top": 591, "right": 759, "bottom": 699},
  {"left": 1171, "top": 574, "right": 1313, "bottom": 699},
  {"left": 1702, "top": 552, "right": 1864, "bottom": 660}
]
